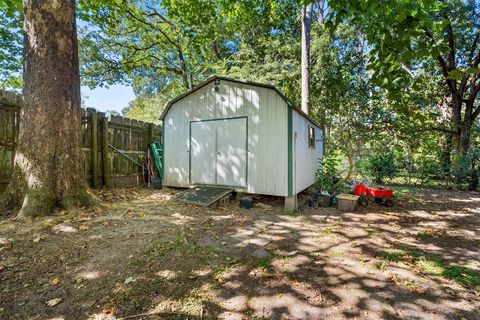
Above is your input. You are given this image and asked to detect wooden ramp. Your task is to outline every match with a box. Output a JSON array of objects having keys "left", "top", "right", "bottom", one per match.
[{"left": 174, "top": 186, "right": 234, "bottom": 207}]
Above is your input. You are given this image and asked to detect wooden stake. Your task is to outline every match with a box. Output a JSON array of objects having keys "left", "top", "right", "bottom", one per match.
[
  {"left": 102, "top": 116, "right": 110, "bottom": 187},
  {"left": 91, "top": 110, "right": 98, "bottom": 188}
]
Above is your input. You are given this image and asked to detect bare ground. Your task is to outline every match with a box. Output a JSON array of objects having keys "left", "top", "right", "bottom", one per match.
[{"left": 0, "top": 187, "right": 479, "bottom": 320}]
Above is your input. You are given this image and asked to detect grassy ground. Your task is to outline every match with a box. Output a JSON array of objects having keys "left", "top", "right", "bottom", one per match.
[{"left": 0, "top": 187, "right": 479, "bottom": 319}]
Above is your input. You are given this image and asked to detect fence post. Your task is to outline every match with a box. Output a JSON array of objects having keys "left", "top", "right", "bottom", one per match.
[
  {"left": 91, "top": 110, "right": 98, "bottom": 188},
  {"left": 148, "top": 123, "right": 154, "bottom": 143},
  {"left": 102, "top": 116, "right": 110, "bottom": 187}
]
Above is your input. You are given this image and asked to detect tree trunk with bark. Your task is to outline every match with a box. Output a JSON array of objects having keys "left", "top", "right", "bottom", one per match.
[
  {"left": 301, "top": 3, "right": 312, "bottom": 115},
  {"left": 441, "top": 133, "right": 452, "bottom": 173},
  {"left": 316, "top": 0, "right": 326, "bottom": 156},
  {"left": 0, "top": 0, "right": 92, "bottom": 219},
  {"left": 447, "top": 93, "right": 476, "bottom": 161}
]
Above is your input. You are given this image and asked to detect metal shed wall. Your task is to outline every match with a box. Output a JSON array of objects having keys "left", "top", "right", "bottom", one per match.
[
  {"left": 292, "top": 109, "right": 323, "bottom": 194},
  {"left": 163, "top": 79, "right": 289, "bottom": 196}
]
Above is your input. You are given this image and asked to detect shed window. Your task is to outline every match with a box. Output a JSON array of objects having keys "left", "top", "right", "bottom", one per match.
[{"left": 308, "top": 125, "right": 315, "bottom": 149}]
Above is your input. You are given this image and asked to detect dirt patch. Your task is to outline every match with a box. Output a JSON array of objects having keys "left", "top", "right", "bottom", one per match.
[{"left": 1, "top": 187, "right": 480, "bottom": 319}]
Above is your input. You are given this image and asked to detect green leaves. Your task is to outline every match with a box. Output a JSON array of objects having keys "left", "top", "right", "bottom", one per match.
[
  {"left": 328, "top": 0, "right": 479, "bottom": 123},
  {"left": 0, "top": 0, "right": 22, "bottom": 14},
  {"left": 446, "top": 67, "right": 480, "bottom": 80},
  {"left": 359, "top": 150, "right": 398, "bottom": 184},
  {"left": 446, "top": 69, "right": 465, "bottom": 80},
  {"left": 78, "top": 0, "right": 301, "bottom": 100},
  {"left": 0, "top": 0, "right": 22, "bottom": 89},
  {"left": 466, "top": 67, "right": 480, "bottom": 74},
  {"left": 315, "top": 152, "right": 341, "bottom": 192}
]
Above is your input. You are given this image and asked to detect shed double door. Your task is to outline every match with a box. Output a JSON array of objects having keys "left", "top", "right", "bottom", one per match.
[{"left": 190, "top": 117, "right": 247, "bottom": 188}]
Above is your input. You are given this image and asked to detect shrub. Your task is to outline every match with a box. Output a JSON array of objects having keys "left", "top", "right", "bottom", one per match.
[
  {"left": 452, "top": 148, "right": 480, "bottom": 191},
  {"left": 360, "top": 150, "right": 398, "bottom": 184},
  {"left": 315, "top": 154, "right": 340, "bottom": 192},
  {"left": 418, "top": 157, "right": 444, "bottom": 181}
]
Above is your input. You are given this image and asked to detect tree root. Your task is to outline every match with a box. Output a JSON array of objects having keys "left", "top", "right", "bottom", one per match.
[{"left": 1, "top": 183, "right": 99, "bottom": 221}]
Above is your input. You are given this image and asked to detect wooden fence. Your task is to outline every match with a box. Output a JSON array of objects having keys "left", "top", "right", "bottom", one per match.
[
  {"left": 0, "top": 90, "right": 161, "bottom": 193},
  {"left": 0, "top": 91, "right": 20, "bottom": 194}
]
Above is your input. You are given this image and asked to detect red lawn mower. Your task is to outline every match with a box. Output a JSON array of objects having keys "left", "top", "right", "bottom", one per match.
[{"left": 353, "top": 182, "right": 394, "bottom": 207}]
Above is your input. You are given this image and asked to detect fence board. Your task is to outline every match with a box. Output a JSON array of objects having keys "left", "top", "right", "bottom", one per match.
[{"left": 0, "top": 90, "right": 161, "bottom": 192}]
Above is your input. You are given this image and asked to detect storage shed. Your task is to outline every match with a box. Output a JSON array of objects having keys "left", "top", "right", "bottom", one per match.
[{"left": 160, "top": 76, "right": 323, "bottom": 209}]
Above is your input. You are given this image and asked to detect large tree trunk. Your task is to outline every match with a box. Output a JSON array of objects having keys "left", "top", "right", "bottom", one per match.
[
  {"left": 441, "top": 132, "right": 452, "bottom": 174},
  {"left": 451, "top": 98, "right": 474, "bottom": 158},
  {"left": 447, "top": 93, "right": 474, "bottom": 160},
  {"left": 0, "top": 0, "right": 91, "bottom": 219},
  {"left": 459, "top": 120, "right": 472, "bottom": 156},
  {"left": 301, "top": 3, "right": 312, "bottom": 115},
  {"left": 317, "top": 0, "right": 326, "bottom": 156}
]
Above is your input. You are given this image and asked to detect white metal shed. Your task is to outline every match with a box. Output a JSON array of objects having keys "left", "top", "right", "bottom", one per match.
[{"left": 160, "top": 76, "right": 323, "bottom": 208}]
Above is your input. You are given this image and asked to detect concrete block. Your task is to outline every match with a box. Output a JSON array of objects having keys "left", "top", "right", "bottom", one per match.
[{"left": 284, "top": 195, "right": 297, "bottom": 211}]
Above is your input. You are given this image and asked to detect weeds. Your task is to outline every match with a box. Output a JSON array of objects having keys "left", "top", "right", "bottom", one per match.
[
  {"left": 395, "top": 277, "right": 419, "bottom": 291},
  {"left": 418, "top": 229, "right": 446, "bottom": 238},
  {"left": 375, "top": 261, "right": 388, "bottom": 271},
  {"left": 276, "top": 255, "right": 291, "bottom": 265},
  {"left": 143, "top": 230, "right": 193, "bottom": 257},
  {"left": 417, "top": 258, "right": 444, "bottom": 275},
  {"left": 285, "top": 210, "right": 302, "bottom": 217},
  {"left": 366, "top": 227, "right": 377, "bottom": 238},
  {"left": 203, "top": 245, "right": 220, "bottom": 256},
  {"left": 212, "top": 261, "right": 243, "bottom": 277},
  {"left": 443, "top": 266, "right": 480, "bottom": 286},
  {"left": 253, "top": 258, "right": 272, "bottom": 270},
  {"left": 378, "top": 249, "right": 405, "bottom": 262},
  {"left": 317, "top": 226, "right": 336, "bottom": 238},
  {"left": 377, "top": 244, "right": 480, "bottom": 287}
]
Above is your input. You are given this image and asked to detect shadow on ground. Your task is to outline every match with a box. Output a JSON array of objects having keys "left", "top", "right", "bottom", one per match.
[{"left": 0, "top": 188, "right": 479, "bottom": 319}]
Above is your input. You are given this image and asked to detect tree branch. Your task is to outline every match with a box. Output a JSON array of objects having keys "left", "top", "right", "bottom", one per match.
[
  {"left": 444, "top": 13, "right": 456, "bottom": 69},
  {"left": 420, "top": 126, "right": 456, "bottom": 134},
  {"left": 468, "top": 74, "right": 480, "bottom": 119},
  {"left": 144, "top": 5, "right": 177, "bottom": 31},
  {"left": 459, "top": 34, "right": 480, "bottom": 95},
  {"left": 468, "top": 31, "right": 479, "bottom": 65},
  {"left": 110, "top": 41, "right": 161, "bottom": 53},
  {"left": 472, "top": 103, "right": 480, "bottom": 119},
  {"left": 123, "top": 7, "right": 180, "bottom": 50},
  {"left": 424, "top": 29, "right": 458, "bottom": 96}
]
